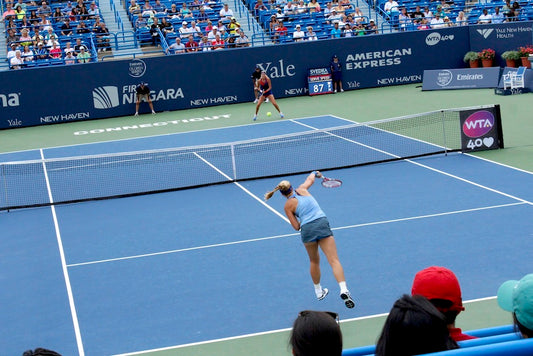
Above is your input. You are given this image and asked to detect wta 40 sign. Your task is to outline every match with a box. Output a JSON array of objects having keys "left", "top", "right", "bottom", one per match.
[{"left": 459, "top": 106, "right": 504, "bottom": 152}]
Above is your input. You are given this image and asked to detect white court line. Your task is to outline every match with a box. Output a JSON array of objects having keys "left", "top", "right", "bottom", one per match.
[
  {"left": 40, "top": 149, "right": 85, "bottom": 356},
  {"left": 290, "top": 120, "right": 532, "bottom": 206},
  {"left": 111, "top": 296, "right": 499, "bottom": 356},
  {"left": 66, "top": 202, "right": 525, "bottom": 268}
]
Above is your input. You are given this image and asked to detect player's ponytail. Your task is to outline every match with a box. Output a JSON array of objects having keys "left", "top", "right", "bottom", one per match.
[{"left": 264, "top": 180, "right": 292, "bottom": 201}]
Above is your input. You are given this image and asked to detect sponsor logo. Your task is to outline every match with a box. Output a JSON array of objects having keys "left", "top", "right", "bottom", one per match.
[
  {"left": 0, "top": 92, "right": 20, "bottom": 107},
  {"left": 285, "top": 87, "right": 308, "bottom": 95},
  {"left": 345, "top": 48, "right": 412, "bottom": 70},
  {"left": 73, "top": 115, "right": 231, "bottom": 135},
  {"left": 457, "top": 73, "right": 483, "bottom": 80},
  {"left": 128, "top": 59, "right": 147, "bottom": 77},
  {"left": 436, "top": 70, "right": 453, "bottom": 86},
  {"left": 494, "top": 25, "right": 532, "bottom": 39},
  {"left": 377, "top": 75, "right": 422, "bottom": 85},
  {"left": 93, "top": 86, "right": 120, "bottom": 109},
  {"left": 7, "top": 119, "right": 22, "bottom": 127},
  {"left": 256, "top": 59, "right": 296, "bottom": 78},
  {"left": 40, "top": 112, "right": 90, "bottom": 123},
  {"left": 462, "top": 110, "right": 494, "bottom": 138},
  {"left": 309, "top": 68, "right": 329, "bottom": 76},
  {"left": 190, "top": 96, "right": 238, "bottom": 106},
  {"left": 477, "top": 28, "right": 494, "bottom": 39},
  {"left": 425, "top": 32, "right": 455, "bottom": 46}
]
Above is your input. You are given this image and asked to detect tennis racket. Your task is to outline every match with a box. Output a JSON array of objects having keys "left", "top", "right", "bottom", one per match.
[{"left": 321, "top": 177, "right": 342, "bottom": 188}]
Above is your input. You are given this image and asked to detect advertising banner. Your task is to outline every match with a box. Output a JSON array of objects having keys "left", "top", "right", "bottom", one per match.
[
  {"left": 459, "top": 106, "right": 504, "bottom": 152},
  {"left": 0, "top": 25, "right": 472, "bottom": 130},
  {"left": 422, "top": 67, "right": 501, "bottom": 90}
]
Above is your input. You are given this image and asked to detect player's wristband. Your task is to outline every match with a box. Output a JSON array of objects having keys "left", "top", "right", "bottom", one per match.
[{"left": 312, "top": 171, "right": 319, "bottom": 177}]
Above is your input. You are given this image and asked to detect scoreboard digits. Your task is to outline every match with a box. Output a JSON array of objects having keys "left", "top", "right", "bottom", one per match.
[{"left": 308, "top": 68, "right": 333, "bottom": 96}]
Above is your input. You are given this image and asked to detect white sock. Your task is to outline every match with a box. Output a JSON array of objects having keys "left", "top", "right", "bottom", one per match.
[
  {"left": 314, "top": 283, "right": 323, "bottom": 296},
  {"left": 339, "top": 281, "right": 348, "bottom": 294}
]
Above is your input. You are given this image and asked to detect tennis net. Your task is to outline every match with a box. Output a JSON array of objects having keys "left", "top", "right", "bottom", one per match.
[{"left": 0, "top": 105, "right": 498, "bottom": 210}]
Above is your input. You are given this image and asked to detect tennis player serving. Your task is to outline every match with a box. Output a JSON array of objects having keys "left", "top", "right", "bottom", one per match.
[
  {"left": 253, "top": 71, "right": 284, "bottom": 121},
  {"left": 265, "top": 171, "right": 355, "bottom": 308}
]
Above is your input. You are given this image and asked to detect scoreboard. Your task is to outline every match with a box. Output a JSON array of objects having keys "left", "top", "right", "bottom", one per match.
[{"left": 307, "top": 68, "right": 333, "bottom": 96}]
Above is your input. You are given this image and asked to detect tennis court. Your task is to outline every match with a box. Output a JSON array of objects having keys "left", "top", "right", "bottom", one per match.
[{"left": 1, "top": 114, "right": 532, "bottom": 355}]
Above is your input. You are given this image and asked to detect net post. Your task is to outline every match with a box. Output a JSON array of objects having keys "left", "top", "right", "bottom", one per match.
[
  {"left": 494, "top": 104, "right": 505, "bottom": 149},
  {"left": 231, "top": 144, "right": 237, "bottom": 181},
  {"left": 441, "top": 110, "right": 448, "bottom": 156}
]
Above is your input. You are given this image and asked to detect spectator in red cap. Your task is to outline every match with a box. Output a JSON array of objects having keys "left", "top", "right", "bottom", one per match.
[{"left": 411, "top": 266, "right": 477, "bottom": 342}]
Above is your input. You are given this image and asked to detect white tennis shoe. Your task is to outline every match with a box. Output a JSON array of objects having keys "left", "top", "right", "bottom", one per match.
[{"left": 317, "top": 288, "right": 329, "bottom": 301}]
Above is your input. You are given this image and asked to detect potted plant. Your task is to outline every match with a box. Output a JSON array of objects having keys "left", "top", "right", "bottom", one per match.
[
  {"left": 518, "top": 45, "right": 533, "bottom": 67},
  {"left": 501, "top": 50, "right": 520, "bottom": 67},
  {"left": 463, "top": 51, "right": 480, "bottom": 68},
  {"left": 479, "top": 48, "right": 495, "bottom": 67}
]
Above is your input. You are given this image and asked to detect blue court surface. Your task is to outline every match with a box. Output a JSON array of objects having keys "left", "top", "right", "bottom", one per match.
[{"left": 1, "top": 116, "right": 532, "bottom": 355}]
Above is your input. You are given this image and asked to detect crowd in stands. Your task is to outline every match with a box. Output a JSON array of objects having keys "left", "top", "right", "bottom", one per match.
[
  {"left": 380, "top": 0, "right": 529, "bottom": 31},
  {"left": 3, "top": 0, "right": 109, "bottom": 69},
  {"left": 126, "top": 0, "right": 251, "bottom": 53},
  {"left": 290, "top": 267, "right": 533, "bottom": 356}
]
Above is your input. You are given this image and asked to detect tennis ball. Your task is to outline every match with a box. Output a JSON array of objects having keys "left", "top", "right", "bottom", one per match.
[{"left": 267, "top": 112, "right": 272, "bottom": 117}]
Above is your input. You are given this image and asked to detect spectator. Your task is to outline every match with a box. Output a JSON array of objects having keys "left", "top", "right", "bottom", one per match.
[
  {"left": 22, "top": 45, "right": 34, "bottom": 62},
  {"left": 274, "top": 20, "right": 288, "bottom": 42},
  {"left": 296, "top": 0, "right": 308, "bottom": 14},
  {"left": 228, "top": 17, "right": 241, "bottom": 34},
  {"left": 366, "top": 19, "right": 378, "bottom": 34},
  {"left": 423, "top": 6, "right": 433, "bottom": 18},
  {"left": 211, "top": 33, "right": 225, "bottom": 50},
  {"left": 61, "top": 18, "right": 74, "bottom": 36},
  {"left": 135, "top": 15, "right": 147, "bottom": 29},
  {"left": 168, "top": 3, "right": 181, "bottom": 18},
  {"left": 412, "top": 266, "right": 476, "bottom": 342},
  {"left": 478, "top": 8, "right": 492, "bottom": 24},
  {"left": 411, "top": 5, "right": 424, "bottom": 19},
  {"left": 189, "top": 20, "right": 203, "bottom": 38},
  {"left": 64, "top": 50, "right": 76, "bottom": 64},
  {"left": 497, "top": 274, "right": 533, "bottom": 339},
  {"left": 330, "top": 21, "right": 342, "bottom": 38},
  {"left": 6, "top": 28, "right": 19, "bottom": 45},
  {"left": 398, "top": 7, "right": 411, "bottom": 30},
  {"left": 254, "top": 0, "right": 268, "bottom": 14},
  {"left": 15, "top": 0, "right": 27, "bottom": 13},
  {"left": 306, "top": 25, "right": 317, "bottom": 40},
  {"left": 95, "top": 22, "right": 110, "bottom": 51},
  {"left": 207, "top": 26, "right": 218, "bottom": 41},
  {"left": 87, "top": 2, "right": 100, "bottom": 19},
  {"left": 37, "top": 1, "right": 51, "bottom": 17},
  {"left": 78, "top": 3, "right": 89, "bottom": 20},
  {"left": 492, "top": 7, "right": 504, "bottom": 24},
  {"left": 180, "top": 2, "right": 193, "bottom": 18},
  {"left": 153, "top": 0, "right": 167, "bottom": 14},
  {"left": 129, "top": 0, "right": 141, "bottom": 14},
  {"left": 218, "top": 27, "right": 229, "bottom": 42},
  {"left": 197, "top": 36, "right": 210, "bottom": 51},
  {"left": 77, "top": 46, "right": 91, "bottom": 63},
  {"left": 219, "top": 3, "right": 233, "bottom": 19},
  {"left": 63, "top": 1, "right": 74, "bottom": 14},
  {"left": 330, "top": 55, "right": 343, "bottom": 92},
  {"left": 134, "top": 82, "right": 156, "bottom": 115},
  {"left": 7, "top": 43, "right": 19, "bottom": 62},
  {"left": 69, "top": 7, "right": 79, "bottom": 21},
  {"left": 185, "top": 34, "right": 199, "bottom": 52},
  {"left": 10, "top": 50, "right": 24, "bottom": 69},
  {"left": 63, "top": 41, "right": 75, "bottom": 56},
  {"left": 74, "top": 38, "right": 87, "bottom": 54},
  {"left": 49, "top": 42, "right": 62, "bottom": 59},
  {"left": 19, "top": 28, "right": 32, "bottom": 46},
  {"left": 142, "top": 2, "right": 155, "bottom": 17},
  {"left": 323, "top": 2, "right": 333, "bottom": 17},
  {"left": 204, "top": 20, "right": 214, "bottom": 33},
  {"left": 376, "top": 295, "right": 459, "bottom": 356},
  {"left": 430, "top": 13, "right": 445, "bottom": 28},
  {"left": 283, "top": 0, "right": 296, "bottom": 19},
  {"left": 167, "top": 37, "right": 186, "bottom": 53},
  {"left": 434, "top": 5, "right": 445, "bottom": 18},
  {"left": 15, "top": 5, "right": 26, "bottom": 20},
  {"left": 46, "top": 34, "right": 59, "bottom": 47},
  {"left": 197, "top": 7, "right": 209, "bottom": 22},
  {"left": 307, "top": 0, "right": 321, "bottom": 13},
  {"left": 52, "top": 7, "right": 63, "bottom": 22},
  {"left": 417, "top": 17, "right": 430, "bottom": 29},
  {"left": 333, "top": 2, "right": 346, "bottom": 16},
  {"left": 383, "top": 0, "right": 399, "bottom": 15},
  {"left": 39, "top": 14, "right": 52, "bottom": 32},
  {"left": 149, "top": 17, "right": 160, "bottom": 45},
  {"left": 77, "top": 20, "right": 91, "bottom": 34},
  {"left": 290, "top": 310, "right": 342, "bottom": 356},
  {"left": 215, "top": 19, "right": 226, "bottom": 32},
  {"left": 352, "top": 7, "right": 365, "bottom": 23},
  {"left": 327, "top": 9, "right": 342, "bottom": 23},
  {"left": 179, "top": 21, "right": 192, "bottom": 39},
  {"left": 342, "top": 23, "right": 353, "bottom": 37},
  {"left": 455, "top": 11, "right": 468, "bottom": 26},
  {"left": 293, "top": 24, "right": 305, "bottom": 41},
  {"left": 35, "top": 42, "right": 48, "bottom": 59},
  {"left": 354, "top": 23, "right": 365, "bottom": 36},
  {"left": 235, "top": 29, "right": 250, "bottom": 47},
  {"left": 268, "top": 15, "right": 278, "bottom": 34}
]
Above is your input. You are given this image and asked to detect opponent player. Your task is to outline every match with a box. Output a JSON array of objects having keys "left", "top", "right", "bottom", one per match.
[
  {"left": 134, "top": 82, "right": 156, "bottom": 116},
  {"left": 253, "top": 71, "right": 284, "bottom": 121},
  {"left": 264, "top": 171, "right": 355, "bottom": 308}
]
